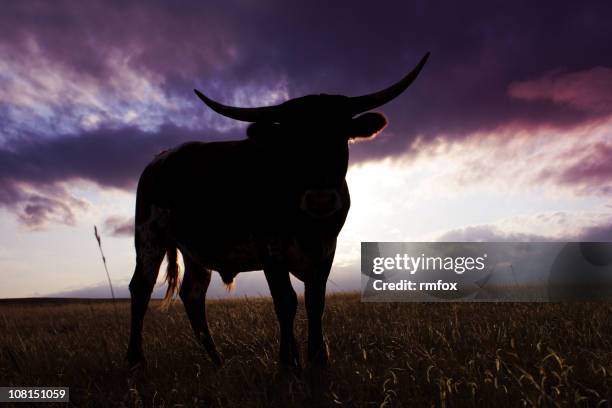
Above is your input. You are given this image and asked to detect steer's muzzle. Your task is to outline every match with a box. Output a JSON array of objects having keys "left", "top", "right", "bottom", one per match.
[{"left": 300, "top": 189, "right": 342, "bottom": 218}]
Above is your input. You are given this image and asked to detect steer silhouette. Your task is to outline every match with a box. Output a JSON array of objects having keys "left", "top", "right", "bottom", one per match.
[{"left": 127, "top": 53, "right": 430, "bottom": 369}]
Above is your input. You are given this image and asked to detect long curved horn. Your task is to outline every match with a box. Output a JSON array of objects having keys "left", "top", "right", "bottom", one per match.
[
  {"left": 348, "top": 52, "right": 430, "bottom": 115},
  {"left": 193, "top": 89, "right": 283, "bottom": 122}
]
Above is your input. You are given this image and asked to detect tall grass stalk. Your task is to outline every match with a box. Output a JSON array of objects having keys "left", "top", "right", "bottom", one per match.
[{"left": 94, "top": 225, "right": 121, "bottom": 330}]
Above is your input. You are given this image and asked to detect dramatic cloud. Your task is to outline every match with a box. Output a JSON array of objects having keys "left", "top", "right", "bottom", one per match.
[
  {"left": 15, "top": 186, "right": 87, "bottom": 228},
  {"left": 0, "top": 125, "right": 226, "bottom": 189},
  {"left": 556, "top": 142, "right": 612, "bottom": 194},
  {"left": 103, "top": 215, "right": 134, "bottom": 237},
  {"left": 1, "top": 0, "right": 612, "bottom": 230},
  {"left": 508, "top": 67, "right": 612, "bottom": 113},
  {"left": 3, "top": 0, "right": 612, "bottom": 138},
  {"left": 0, "top": 124, "right": 237, "bottom": 226}
]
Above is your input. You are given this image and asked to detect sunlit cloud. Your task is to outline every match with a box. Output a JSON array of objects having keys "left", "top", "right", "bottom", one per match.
[
  {"left": 332, "top": 117, "right": 612, "bottom": 273},
  {"left": 509, "top": 67, "right": 612, "bottom": 113},
  {"left": 0, "top": 38, "right": 289, "bottom": 139},
  {"left": 0, "top": 43, "right": 174, "bottom": 136}
]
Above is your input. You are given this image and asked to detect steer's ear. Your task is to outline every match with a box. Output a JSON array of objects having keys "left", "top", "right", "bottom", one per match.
[
  {"left": 348, "top": 112, "right": 387, "bottom": 139},
  {"left": 247, "top": 122, "right": 282, "bottom": 142}
]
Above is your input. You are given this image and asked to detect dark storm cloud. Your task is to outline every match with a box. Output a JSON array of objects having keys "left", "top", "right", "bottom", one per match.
[
  {"left": 0, "top": 1, "right": 238, "bottom": 84},
  {"left": 0, "top": 125, "right": 235, "bottom": 226},
  {"left": 1, "top": 0, "right": 612, "bottom": 227},
  {"left": 0, "top": 125, "right": 222, "bottom": 189},
  {"left": 3, "top": 0, "right": 612, "bottom": 133}
]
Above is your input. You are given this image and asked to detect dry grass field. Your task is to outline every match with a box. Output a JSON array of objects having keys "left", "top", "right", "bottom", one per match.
[{"left": 1, "top": 294, "right": 612, "bottom": 407}]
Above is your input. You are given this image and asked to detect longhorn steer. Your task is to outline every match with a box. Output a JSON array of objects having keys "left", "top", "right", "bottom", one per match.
[{"left": 127, "top": 53, "right": 429, "bottom": 369}]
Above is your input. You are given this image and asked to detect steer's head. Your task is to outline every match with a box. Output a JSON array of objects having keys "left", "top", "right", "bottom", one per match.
[{"left": 194, "top": 53, "right": 429, "bottom": 218}]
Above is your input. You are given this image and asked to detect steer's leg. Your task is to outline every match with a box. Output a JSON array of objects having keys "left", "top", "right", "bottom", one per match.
[
  {"left": 305, "top": 255, "right": 333, "bottom": 367},
  {"left": 264, "top": 266, "right": 300, "bottom": 368},
  {"left": 179, "top": 255, "right": 223, "bottom": 366},
  {"left": 127, "top": 235, "right": 165, "bottom": 369}
]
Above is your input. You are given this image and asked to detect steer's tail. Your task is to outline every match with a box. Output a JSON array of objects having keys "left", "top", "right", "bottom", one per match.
[{"left": 161, "top": 245, "right": 181, "bottom": 309}]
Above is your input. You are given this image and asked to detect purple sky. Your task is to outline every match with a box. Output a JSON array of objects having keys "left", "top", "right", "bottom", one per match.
[{"left": 1, "top": 1, "right": 612, "bottom": 297}]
